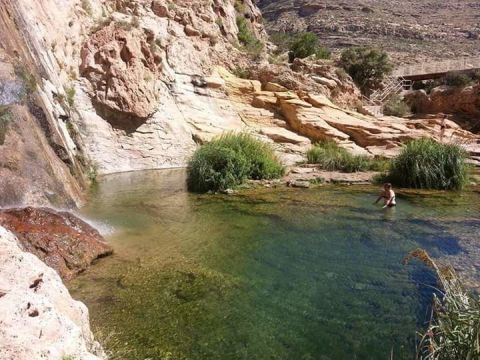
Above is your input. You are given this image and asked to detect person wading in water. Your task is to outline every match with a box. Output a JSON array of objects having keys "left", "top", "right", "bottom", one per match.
[{"left": 374, "top": 183, "right": 396, "bottom": 208}]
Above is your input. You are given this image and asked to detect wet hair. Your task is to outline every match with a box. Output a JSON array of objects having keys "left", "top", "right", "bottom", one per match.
[{"left": 384, "top": 183, "right": 392, "bottom": 189}]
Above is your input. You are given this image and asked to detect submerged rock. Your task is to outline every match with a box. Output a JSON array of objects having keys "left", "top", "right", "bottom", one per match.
[
  {"left": 0, "top": 226, "right": 104, "bottom": 359},
  {"left": 0, "top": 207, "right": 112, "bottom": 280}
]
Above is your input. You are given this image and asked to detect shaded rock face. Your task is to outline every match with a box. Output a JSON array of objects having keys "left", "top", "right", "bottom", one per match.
[
  {"left": 0, "top": 226, "right": 104, "bottom": 360},
  {"left": 80, "top": 23, "right": 162, "bottom": 123},
  {"left": 406, "top": 86, "right": 480, "bottom": 121},
  {"left": 0, "top": 207, "right": 112, "bottom": 280}
]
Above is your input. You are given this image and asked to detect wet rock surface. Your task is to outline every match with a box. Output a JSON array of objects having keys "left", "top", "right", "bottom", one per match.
[{"left": 0, "top": 207, "right": 112, "bottom": 280}]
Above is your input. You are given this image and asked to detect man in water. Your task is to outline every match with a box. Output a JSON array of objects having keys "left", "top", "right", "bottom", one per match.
[{"left": 374, "top": 183, "right": 396, "bottom": 208}]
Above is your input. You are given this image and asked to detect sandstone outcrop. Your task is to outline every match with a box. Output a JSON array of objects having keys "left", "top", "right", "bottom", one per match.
[
  {"left": 406, "top": 85, "right": 480, "bottom": 122},
  {"left": 0, "top": 207, "right": 112, "bottom": 280},
  {"left": 0, "top": 226, "right": 104, "bottom": 360}
]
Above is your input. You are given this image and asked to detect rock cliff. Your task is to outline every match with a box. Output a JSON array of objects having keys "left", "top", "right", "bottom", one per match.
[
  {"left": 1, "top": 0, "right": 478, "bottom": 189},
  {"left": 0, "top": 226, "right": 105, "bottom": 360}
]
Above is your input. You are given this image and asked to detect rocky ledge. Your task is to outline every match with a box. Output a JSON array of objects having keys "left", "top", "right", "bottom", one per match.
[
  {"left": 0, "top": 226, "right": 105, "bottom": 360},
  {"left": 0, "top": 207, "right": 112, "bottom": 280}
]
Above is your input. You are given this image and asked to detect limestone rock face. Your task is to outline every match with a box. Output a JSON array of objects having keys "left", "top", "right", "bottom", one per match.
[
  {"left": 0, "top": 207, "right": 112, "bottom": 280},
  {"left": 0, "top": 226, "right": 104, "bottom": 360},
  {"left": 80, "top": 23, "right": 161, "bottom": 120}
]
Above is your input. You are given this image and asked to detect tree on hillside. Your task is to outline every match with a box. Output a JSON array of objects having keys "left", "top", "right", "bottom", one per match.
[
  {"left": 339, "top": 47, "right": 393, "bottom": 93},
  {"left": 289, "top": 32, "right": 330, "bottom": 60}
]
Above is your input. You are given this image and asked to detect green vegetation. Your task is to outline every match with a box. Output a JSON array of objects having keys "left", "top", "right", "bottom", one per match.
[
  {"left": 413, "top": 70, "right": 479, "bottom": 93},
  {"left": 187, "top": 133, "right": 284, "bottom": 192},
  {"left": 0, "top": 106, "right": 13, "bottom": 145},
  {"left": 14, "top": 64, "right": 37, "bottom": 97},
  {"left": 231, "top": 66, "right": 250, "bottom": 79},
  {"left": 307, "top": 141, "right": 389, "bottom": 173},
  {"left": 444, "top": 71, "right": 473, "bottom": 88},
  {"left": 234, "top": 0, "right": 246, "bottom": 13},
  {"left": 404, "top": 249, "right": 480, "bottom": 360},
  {"left": 236, "top": 16, "right": 263, "bottom": 57},
  {"left": 289, "top": 32, "right": 331, "bottom": 60},
  {"left": 383, "top": 95, "right": 411, "bottom": 117},
  {"left": 339, "top": 47, "right": 393, "bottom": 93},
  {"left": 270, "top": 31, "right": 330, "bottom": 60},
  {"left": 388, "top": 138, "right": 469, "bottom": 190},
  {"left": 65, "top": 86, "right": 76, "bottom": 108}
]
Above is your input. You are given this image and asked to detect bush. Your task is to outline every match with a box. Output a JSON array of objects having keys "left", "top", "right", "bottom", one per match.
[
  {"left": 290, "top": 32, "right": 330, "bottom": 60},
  {"left": 14, "top": 64, "right": 37, "bottom": 97},
  {"left": 339, "top": 47, "right": 393, "bottom": 93},
  {"left": 187, "top": 133, "right": 284, "bottom": 192},
  {"left": 307, "top": 141, "right": 389, "bottom": 173},
  {"left": 236, "top": 16, "right": 263, "bottom": 56},
  {"left": 231, "top": 67, "right": 250, "bottom": 79},
  {"left": 0, "top": 106, "right": 12, "bottom": 145},
  {"left": 388, "top": 138, "right": 469, "bottom": 190},
  {"left": 383, "top": 95, "right": 411, "bottom": 117},
  {"left": 444, "top": 71, "right": 472, "bottom": 88}
]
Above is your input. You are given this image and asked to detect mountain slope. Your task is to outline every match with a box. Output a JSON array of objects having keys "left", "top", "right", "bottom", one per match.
[{"left": 257, "top": 0, "right": 480, "bottom": 63}]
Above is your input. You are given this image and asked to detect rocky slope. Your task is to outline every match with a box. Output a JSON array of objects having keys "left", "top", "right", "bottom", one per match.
[
  {"left": 0, "top": 226, "right": 105, "bottom": 360},
  {"left": 257, "top": 0, "right": 480, "bottom": 63}
]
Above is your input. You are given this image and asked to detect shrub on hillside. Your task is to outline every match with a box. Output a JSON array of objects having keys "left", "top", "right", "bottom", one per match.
[
  {"left": 444, "top": 71, "right": 472, "bottom": 88},
  {"left": 187, "top": 133, "right": 285, "bottom": 192},
  {"left": 339, "top": 47, "right": 393, "bottom": 93},
  {"left": 307, "top": 141, "right": 389, "bottom": 173},
  {"left": 236, "top": 16, "right": 263, "bottom": 56},
  {"left": 383, "top": 95, "right": 411, "bottom": 117},
  {"left": 289, "top": 32, "right": 330, "bottom": 60},
  {"left": 388, "top": 138, "right": 469, "bottom": 190}
]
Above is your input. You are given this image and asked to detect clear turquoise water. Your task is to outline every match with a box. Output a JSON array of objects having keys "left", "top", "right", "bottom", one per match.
[{"left": 69, "top": 170, "right": 480, "bottom": 360}]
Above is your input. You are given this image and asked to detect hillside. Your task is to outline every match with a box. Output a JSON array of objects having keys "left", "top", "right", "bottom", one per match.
[{"left": 257, "top": 0, "right": 480, "bottom": 64}]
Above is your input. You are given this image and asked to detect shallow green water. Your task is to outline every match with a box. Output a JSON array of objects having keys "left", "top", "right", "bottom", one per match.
[{"left": 69, "top": 170, "right": 480, "bottom": 360}]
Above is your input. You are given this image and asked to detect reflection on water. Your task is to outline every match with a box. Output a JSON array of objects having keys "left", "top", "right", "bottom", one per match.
[{"left": 69, "top": 170, "right": 480, "bottom": 360}]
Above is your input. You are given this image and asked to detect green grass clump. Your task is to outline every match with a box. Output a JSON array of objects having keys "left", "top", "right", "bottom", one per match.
[
  {"left": 307, "top": 141, "right": 388, "bottom": 173},
  {"left": 383, "top": 95, "right": 411, "bottom": 117},
  {"left": 388, "top": 138, "right": 468, "bottom": 190},
  {"left": 187, "top": 133, "right": 284, "bottom": 192}
]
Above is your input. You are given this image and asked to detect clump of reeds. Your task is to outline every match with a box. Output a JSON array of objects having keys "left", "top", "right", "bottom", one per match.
[
  {"left": 404, "top": 249, "right": 480, "bottom": 360},
  {"left": 388, "top": 138, "right": 469, "bottom": 190}
]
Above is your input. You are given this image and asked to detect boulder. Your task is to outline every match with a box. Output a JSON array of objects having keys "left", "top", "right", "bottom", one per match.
[
  {"left": 0, "top": 207, "right": 112, "bottom": 280},
  {"left": 151, "top": 0, "right": 170, "bottom": 18},
  {"left": 264, "top": 82, "right": 288, "bottom": 92},
  {"left": 0, "top": 226, "right": 105, "bottom": 360}
]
